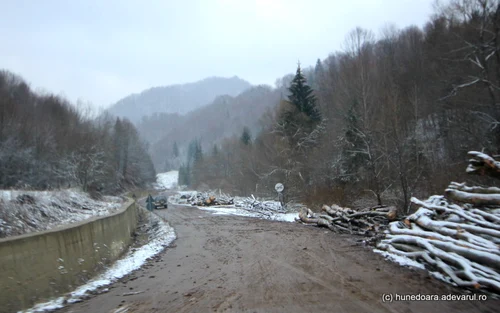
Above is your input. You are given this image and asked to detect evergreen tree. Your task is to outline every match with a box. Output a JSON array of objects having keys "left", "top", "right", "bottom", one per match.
[
  {"left": 185, "top": 163, "right": 191, "bottom": 186},
  {"left": 314, "top": 59, "right": 324, "bottom": 79},
  {"left": 173, "top": 141, "right": 179, "bottom": 158},
  {"left": 184, "top": 139, "right": 203, "bottom": 186},
  {"left": 187, "top": 139, "right": 198, "bottom": 166},
  {"left": 178, "top": 163, "right": 191, "bottom": 186},
  {"left": 194, "top": 140, "right": 203, "bottom": 163},
  {"left": 240, "top": 127, "right": 252, "bottom": 145},
  {"left": 212, "top": 144, "right": 219, "bottom": 156},
  {"left": 314, "top": 59, "right": 324, "bottom": 89},
  {"left": 288, "top": 63, "right": 321, "bottom": 122}
]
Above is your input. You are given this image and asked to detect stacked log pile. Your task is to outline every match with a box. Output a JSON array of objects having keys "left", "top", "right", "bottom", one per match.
[
  {"left": 187, "top": 191, "right": 234, "bottom": 206},
  {"left": 297, "top": 204, "right": 397, "bottom": 236},
  {"left": 377, "top": 151, "right": 500, "bottom": 293}
]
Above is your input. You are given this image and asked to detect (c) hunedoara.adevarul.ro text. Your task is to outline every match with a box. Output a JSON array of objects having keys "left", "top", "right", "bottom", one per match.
[{"left": 381, "top": 293, "right": 488, "bottom": 302}]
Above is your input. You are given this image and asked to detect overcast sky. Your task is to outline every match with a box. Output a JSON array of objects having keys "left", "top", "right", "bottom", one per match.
[{"left": 1, "top": 0, "right": 436, "bottom": 109}]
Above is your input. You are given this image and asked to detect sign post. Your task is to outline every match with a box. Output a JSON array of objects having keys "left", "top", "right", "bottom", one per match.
[{"left": 275, "top": 183, "right": 285, "bottom": 208}]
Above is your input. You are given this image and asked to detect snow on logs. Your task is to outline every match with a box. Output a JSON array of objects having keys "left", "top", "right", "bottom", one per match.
[
  {"left": 378, "top": 151, "right": 500, "bottom": 293},
  {"left": 187, "top": 192, "right": 288, "bottom": 218},
  {"left": 297, "top": 204, "right": 397, "bottom": 236},
  {"left": 187, "top": 191, "right": 234, "bottom": 206}
]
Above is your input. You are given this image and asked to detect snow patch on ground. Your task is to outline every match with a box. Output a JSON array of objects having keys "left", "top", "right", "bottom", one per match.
[
  {"left": 21, "top": 211, "right": 176, "bottom": 313},
  {"left": 274, "top": 212, "right": 299, "bottom": 222},
  {"left": 203, "top": 206, "right": 298, "bottom": 222},
  {"left": 170, "top": 193, "right": 299, "bottom": 223},
  {"left": 429, "top": 271, "right": 455, "bottom": 285},
  {"left": 198, "top": 206, "right": 260, "bottom": 217},
  {"left": 0, "top": 189, "right": 123, "bottom": 238},
  {"left": 373, "top": 249, "right": 426, "bottom": 270},
  {"left": 154, "top": 171, "right": 178, "bottom": 190}
]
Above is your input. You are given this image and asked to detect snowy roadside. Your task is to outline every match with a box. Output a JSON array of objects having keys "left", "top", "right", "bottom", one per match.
[
  {"left": 169, "top": 191, "right": 299, "bottom": 223},
  {"left": 0, "top": 189, "right": 123, "bottom": 238},
  {"left": 21, "top": 208, "right": 176, "bottom": 313}
]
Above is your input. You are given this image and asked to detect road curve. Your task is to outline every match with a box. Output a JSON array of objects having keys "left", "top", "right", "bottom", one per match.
[{"left": 59, "top": 203, "right": 498, "bottom": 313}]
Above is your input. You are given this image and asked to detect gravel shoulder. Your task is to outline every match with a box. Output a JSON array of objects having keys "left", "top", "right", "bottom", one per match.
[{"left": 59, "top": 202, "right": 499, "bottom": 313}]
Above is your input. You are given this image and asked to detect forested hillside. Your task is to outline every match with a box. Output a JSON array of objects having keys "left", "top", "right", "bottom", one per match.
[
  {"left": 2, "top": 0, "right": 498, "bottom": 212},
  {"left": 142, "top": 85, "right": 283, "bottom": 171},
  {"left": 0, "top": 70, "right": 155, "bottom": 194},
  {"left": 181, "top": 0, "right": 500, "bottom": 212},
  {"left": 107, "top": 76, "right": 252, "bottom": 123}
]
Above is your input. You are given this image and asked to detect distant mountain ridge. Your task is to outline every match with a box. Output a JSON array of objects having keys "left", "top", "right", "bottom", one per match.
[
  {"left": 107, "top": 76, "right": 252, "bottom": 122},
  {"left": 139, "top": 85, "right": 282, "bottom": 171}
]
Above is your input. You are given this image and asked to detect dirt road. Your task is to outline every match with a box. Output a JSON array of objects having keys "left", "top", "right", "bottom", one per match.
[{"left": 60, "top": 203, "right": 498, "bottom": 313}]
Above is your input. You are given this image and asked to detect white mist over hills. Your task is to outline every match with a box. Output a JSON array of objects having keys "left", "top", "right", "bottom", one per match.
[{"left": 106, "top": 76, "right": 252, "bottom": 123}]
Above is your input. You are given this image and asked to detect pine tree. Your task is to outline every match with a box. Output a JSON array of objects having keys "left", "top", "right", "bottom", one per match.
[
  {"left": 185, "top": 163, "right": 191, "bottom": 186},
  {"left": 240, "top": 127, "right": 251, "bottom": 145},
  {"left": 173, "top": 141, "right": 179, "bottom": 158},
  {"left": 187, "top": 139, "right": 198, "bottom": 166},
  {"left": 178, "top": 163, "right": 191, "bottom": 186},
  {"left": 314, "top": 59, "right": 324, "bottom": 90},
  {"left": 288, "top": 63, "right": 321, "bottom": 122},
  {"left": 314, "top": 59, "right": 324, "bottom": 79},
  {"left": 194, "top": 140, "right": 203, "bottom": 163}
]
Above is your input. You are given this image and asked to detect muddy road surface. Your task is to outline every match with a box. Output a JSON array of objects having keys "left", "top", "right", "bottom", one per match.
[{"left": 60, "top": 202, "right": 498, "bottom": 313}]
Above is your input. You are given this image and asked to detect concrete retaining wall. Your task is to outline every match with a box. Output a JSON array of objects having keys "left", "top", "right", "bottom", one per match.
[{"left": 0, "top": 199, "right": 138, "bottom": 313}]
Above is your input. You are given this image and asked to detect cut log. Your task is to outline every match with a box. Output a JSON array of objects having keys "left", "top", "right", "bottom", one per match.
[
  {"left": 378, "top": 151, "right": 500, "bottom": 295},
  {"left": 448, "top": 182, "right": 500, "bottom": 194},
  {"left": 466, "top": 151, "right": 500, "bottom": 179},
  {"left": 445, "top": 189, "right": 500, "bottom": 206},
  {"left": 298, "top": 208, "right": 319, "bottom": 224},
  {"left": 303, "top": 204, "right": 395, "bottom": 236}
]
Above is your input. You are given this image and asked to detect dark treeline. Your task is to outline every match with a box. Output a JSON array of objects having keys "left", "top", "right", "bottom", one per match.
[
  {"left": 184, "top": 0, "right": 500, "bottom": 212},
  {"left": 0, "top": 70, "right": 155, "bottom": 194}
]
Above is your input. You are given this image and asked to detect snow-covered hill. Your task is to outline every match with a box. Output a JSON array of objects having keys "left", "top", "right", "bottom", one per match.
[
  {"left": 0, "top": 189, "right": 123, "bottom": 238},
  {"left": 155, "top": 171, "right": 179, "bottom": 190}
]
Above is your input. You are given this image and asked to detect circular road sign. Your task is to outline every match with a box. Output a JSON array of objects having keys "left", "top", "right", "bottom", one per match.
[{"left": 275, "top": 183, "right": 284, "bottom": 193}]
